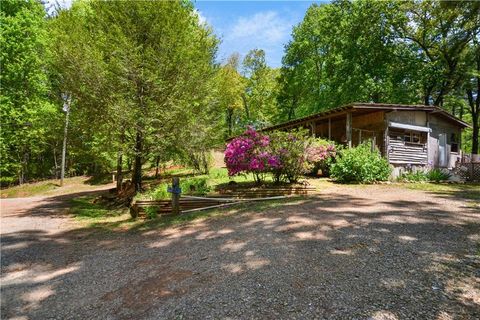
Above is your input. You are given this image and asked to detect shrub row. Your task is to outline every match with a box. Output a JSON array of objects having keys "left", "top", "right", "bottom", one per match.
[
  {"left": 398, "top": 168, "right": 451, "bottom": 182},
  {"left": 224, "top": 127, "right": 335, "bottom": 183}
]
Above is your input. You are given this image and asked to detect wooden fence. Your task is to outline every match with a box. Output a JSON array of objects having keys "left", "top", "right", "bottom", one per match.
[{"left": 130, "top": 182, "right": 316, "bottom": 218}]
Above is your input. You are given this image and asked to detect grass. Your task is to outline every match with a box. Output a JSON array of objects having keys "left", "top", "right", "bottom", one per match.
[
  {"left": 1, "top": 175, "right": 114, "bottom": 199},
  {"left": 0, "top": 181, "right": 58, "bottom": 198},
  {"left": 401, "top": 182, "right": 480, "bottom": 208},
  {"left": 137, "top": 167, "right": 276, "bottom": 201}
]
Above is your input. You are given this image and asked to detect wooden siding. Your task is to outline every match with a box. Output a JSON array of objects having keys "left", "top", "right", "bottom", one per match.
[{"left": 388, "top": 138, "right": 428, "bottom": 164}]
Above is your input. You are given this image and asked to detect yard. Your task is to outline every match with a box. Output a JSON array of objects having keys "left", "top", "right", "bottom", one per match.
[{"left": 1, "top": 180, "right": 479, "bottom": 319}]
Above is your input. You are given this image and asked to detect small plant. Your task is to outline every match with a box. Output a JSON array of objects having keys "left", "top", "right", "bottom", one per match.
[
  {"left": 426, "top": 168, "right": 451, "bottom": 182},
  {"left": 398, "top": 170, "right": 428, "bottom": 182},
  {"left": 144, "top": 206, "right": 158, "bottom": 219},
  {"left": 330, "top": 142, "right": 391, "bottom": 183},
  {"left": 180, "top": 177, "right": 211, "bottom": 195}
]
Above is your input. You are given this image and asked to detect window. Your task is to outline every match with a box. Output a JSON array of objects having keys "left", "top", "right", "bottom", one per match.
[
  {"left": 451, "top": 133, "right": 459, "bottom": 153},
  {"left": 403, "top": 132, "right": 422, "bottom": 144}
]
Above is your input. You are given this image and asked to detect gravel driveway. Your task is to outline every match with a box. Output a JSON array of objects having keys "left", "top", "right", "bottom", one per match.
[{"left": 1, "top": 184, "right": 479, "bottom": 319}]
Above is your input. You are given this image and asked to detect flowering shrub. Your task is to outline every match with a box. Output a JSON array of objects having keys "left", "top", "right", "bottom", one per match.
[
  {"left": 269, "top": 130, "right": 310, "bottom": 183},
  {"left": 224, "top": 127, "right": 280, "bottom": 182},
  {"left": 305, "top": 139, "right": 337, "bottom": 176},
  {"left": 225, "top": 128, "right": 337, "bottom": 183}
]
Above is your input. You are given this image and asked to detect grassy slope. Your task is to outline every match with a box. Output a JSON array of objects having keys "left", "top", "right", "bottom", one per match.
[{"left": 0, "top": 176, "right": 113, "bottom": 198}]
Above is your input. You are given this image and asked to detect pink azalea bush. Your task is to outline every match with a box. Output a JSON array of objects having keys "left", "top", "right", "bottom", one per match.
[
  {"left": 225, "top": 127, "right": 336, "bottom": 183},
  {"left": 224, "top": 127, "right": 280, "bottom": 181},
  {"left": 305, "top": 141, "right": 337, "bottom": 176}
]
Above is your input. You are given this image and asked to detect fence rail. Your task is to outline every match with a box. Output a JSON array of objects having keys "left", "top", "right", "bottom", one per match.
[{"left": 130, "top": 185, "right": 317, "bottom": 218}]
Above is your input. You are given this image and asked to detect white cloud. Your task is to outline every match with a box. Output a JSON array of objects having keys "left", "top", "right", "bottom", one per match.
[
  {"left": 228, "top": 11, "right": 290, "bottom": 45},
  {"left": 194, "top": 9, "right": 208, "bottom": 25}
]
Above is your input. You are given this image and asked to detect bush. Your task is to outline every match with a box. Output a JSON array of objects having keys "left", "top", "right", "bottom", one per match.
[
  {"left": 305, "top": 139, "right": 337, "bottom": 176},
  {"left": 180, "top": 177, "right": 211, "bottom": 195},
  {"left": 269, "top": 130, "right": 310, "bottom": 183},
  {"left": 330, "top": 142, "right": 391, "bottom": 183},
  {"left": 426, "top": 168, "right": 451, "bottom": 182},
  {"left": 224, "top": 127, "right": 280, "bottom": 183},
  {"left": 225, "top": 128, "right": 337, "bottom": 183}
]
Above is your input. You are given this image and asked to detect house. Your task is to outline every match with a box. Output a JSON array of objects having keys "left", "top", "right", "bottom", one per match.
[{"left": 262, "top": 103, "right": 470, "bottom": 176}]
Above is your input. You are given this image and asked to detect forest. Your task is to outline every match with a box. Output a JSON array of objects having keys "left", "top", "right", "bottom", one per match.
[{"left": 1, "top": 0, "right": 479, "bottom": 189}]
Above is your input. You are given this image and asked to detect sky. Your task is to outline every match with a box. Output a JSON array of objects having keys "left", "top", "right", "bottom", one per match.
[
  {"left": 194, "top": 1, "right": 323, "bottom": 68},
  {"left": 47, "top": 1, "right": 324, "bottom": 68}
]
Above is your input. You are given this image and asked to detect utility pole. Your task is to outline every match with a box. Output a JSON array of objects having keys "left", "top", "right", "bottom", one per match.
[{"left": 60, "top": 93, "right": 71, "bottom": 187}]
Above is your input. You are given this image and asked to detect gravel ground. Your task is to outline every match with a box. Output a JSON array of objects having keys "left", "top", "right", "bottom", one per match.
[{"left": 1, "top": 184, "right": 479, "bottom": 319}]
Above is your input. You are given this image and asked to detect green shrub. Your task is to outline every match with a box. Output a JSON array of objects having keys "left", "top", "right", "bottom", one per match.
[
  {"left": 180, "top": 177, "right": 211, "bottom": 195},
  {"left": 144, "top": 206, "right": 158, "bottom": 219},
  {"left": 426, "top": 168, "right": 451, "bottom": 182},
  {"left": 330, "top": 142, "right": 391, "bottom": 183},
  {"left": 398, "top": 170, "right": 428, "bottom": 182},
  {"left": 269, "top": 129, "right": 311, "bottom": 183},
  {"left": 150, "top": 183, "right": 170, "bottom": 200}
]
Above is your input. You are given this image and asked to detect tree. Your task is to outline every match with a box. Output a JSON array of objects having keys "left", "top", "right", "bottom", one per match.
[
  {"left": 0, "top": 0, "right": 58, "bottom": 185},
  {"left": 241, "top": 49, "right": 279, "bottom": 127},
  {"left": 217, "top": 54, "right": 245, "bottom": 137}
]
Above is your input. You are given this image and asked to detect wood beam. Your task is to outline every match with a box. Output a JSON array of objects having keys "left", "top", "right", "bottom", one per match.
[
  {"left": 346, "top": 112, "right": 352, "bottom": 148},
  {"left": 328, "top": 117, "right": 331, "bottom": 140}
]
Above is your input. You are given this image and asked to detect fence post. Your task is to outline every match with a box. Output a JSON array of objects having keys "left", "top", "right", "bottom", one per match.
[{"left": 172, "top": 177, "right": 180, "bottom": 215}]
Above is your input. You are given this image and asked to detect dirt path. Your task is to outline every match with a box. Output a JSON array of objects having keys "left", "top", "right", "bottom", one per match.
[
  {"left": 1, "top": 184, "right": 479, "bottom": 319},
  {"left": 1, "top": 182, "right": 114, "bottom": 235}
]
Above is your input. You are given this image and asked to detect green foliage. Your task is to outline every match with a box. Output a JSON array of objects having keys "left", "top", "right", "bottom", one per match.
[
  {"left": 398, "top": 171, "right": 428, "bottom": 182},
  {"left": 180, "top": 177, "right": 211, "bottom": 195},
  {"left": 269, "top": 130, "right": 311, "bottom": 183},
  {"left": 426, "top": 169, "right": 452, "bottom": 182},
  {"left": 0, "top": 0, "right": 59, "bottom": 184},
  {"left": 277, "top": 0, "right": 479, "bottom": 151},
  {"left": 398, "top": 168, "right": 451, "bottom": 182},
  {"left": 330, "top": 142, "right": 392, "bottom": 183}
]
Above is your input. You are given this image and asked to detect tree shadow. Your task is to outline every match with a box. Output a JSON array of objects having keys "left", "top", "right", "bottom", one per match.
[{"left": 1, "top": 189, "right": 479, "bottom": 319}]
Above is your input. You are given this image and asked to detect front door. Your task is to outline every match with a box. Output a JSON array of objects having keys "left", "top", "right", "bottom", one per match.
[{"left": 438, "top": 133, "right": 447, "bottom": 167}]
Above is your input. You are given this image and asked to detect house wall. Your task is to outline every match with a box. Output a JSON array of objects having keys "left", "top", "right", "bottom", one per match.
[
  {"left": 385, "top": 111, "right": 428, "bottom": 166},
  {"left": 428, "top": 114, "right": 462, "bottom": 168},
  {"left": 385, "top": 111, "right": 462, "bottom": 169},
  {"left": 386, "top": 110, "right": 427, "bottom": 126}
]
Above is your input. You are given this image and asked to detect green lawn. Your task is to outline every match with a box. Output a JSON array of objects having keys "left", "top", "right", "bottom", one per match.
[{"left": 401, "top": 182, "right": 480, "bottom": 208}]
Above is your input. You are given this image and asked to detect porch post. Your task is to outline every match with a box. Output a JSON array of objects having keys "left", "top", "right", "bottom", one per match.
[
  {"left": 346, "top": 112, "right": 352, "bottom": 148},
  {"left": 426, "top": 113, "right": 430, "bottom": 167},
  {"left": 328, "top": 117, "right": 331, "bottom": 140}
]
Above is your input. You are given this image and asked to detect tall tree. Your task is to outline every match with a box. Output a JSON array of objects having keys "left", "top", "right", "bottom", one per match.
[
  {"left": 242, "top": 49, "right": 279, "bottom": 127},
  {"left": 217, "top": 54, "right": 245, "bottom": 137},
  {"left": 0, "top": 0, "right": 58, "bottom": 185}
]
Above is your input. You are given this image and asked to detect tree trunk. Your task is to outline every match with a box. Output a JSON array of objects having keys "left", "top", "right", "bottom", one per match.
[
  {"left": 472, "top": 116, "right": 479, "bottom": 155},
  {"left": 116, "top": 151, "right": 123, "bottom": 192},
  {"left": 467, "top": 88, "right": 479, "bottom": 155},
  {"left": 60, "top": 105, "right": 70, "bottom": 187},
  {"left": 132, "top": 128, "right": 143, "bottom": 192},
  {"left": 242, "top": 94, "right": 250, "bottom": 121},
  {"left": 116, "top": 132, "right": 125, "bottom": 193},
  {"left": 226, "top": 108, "right": 233, "bottom": 137},
  {"left": 155, "top": 156, "right": 160, "bottom": 178}
]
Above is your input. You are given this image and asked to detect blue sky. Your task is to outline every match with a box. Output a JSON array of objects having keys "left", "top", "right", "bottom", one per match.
[
  {"left": 195, "top": 1, "right": 322, "bottom": 67},
  {"left": 48, "top": 1, "right": 323, "bottom": 68}
]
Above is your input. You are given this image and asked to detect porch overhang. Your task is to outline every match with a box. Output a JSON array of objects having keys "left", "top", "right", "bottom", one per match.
[{"left": 388, "top": 121, "right": 432, "bottom": 133}]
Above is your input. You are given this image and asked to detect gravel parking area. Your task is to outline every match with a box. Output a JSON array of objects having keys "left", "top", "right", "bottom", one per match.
[{"left": 1, "top": 184, "right": 479, "bottom": 319}]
